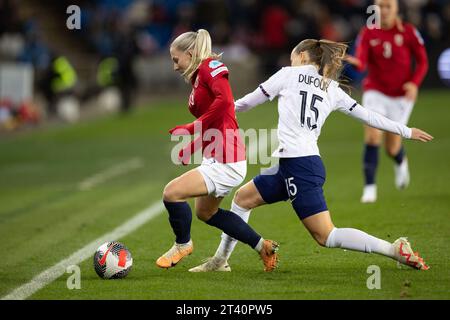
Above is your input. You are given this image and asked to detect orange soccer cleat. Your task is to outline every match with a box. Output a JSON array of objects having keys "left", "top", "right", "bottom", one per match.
[
  {"left": 259, "top": 240, "right": 279, "bottom": 272},
  {"left": 156, "top": 240, "right": 193, "bottom": 269}
]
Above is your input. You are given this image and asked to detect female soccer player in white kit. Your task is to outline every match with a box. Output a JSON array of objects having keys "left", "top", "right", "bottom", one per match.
[{"left": 189, "top": 39, "right": 432, "bottom": 272}]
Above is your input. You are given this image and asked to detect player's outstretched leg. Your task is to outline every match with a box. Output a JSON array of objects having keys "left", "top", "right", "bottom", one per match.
[
  {"left": 189, "top": 200, "right": 250, "bottom": 272},
  {"left": 202, "top": 208, "right": 278, "bottom": 272},
  {"left": 303, "top": 211, "right": 429, "bottom": 270},
  {"left": 189, "top": 180, "right": 268, "bottom": 272}
]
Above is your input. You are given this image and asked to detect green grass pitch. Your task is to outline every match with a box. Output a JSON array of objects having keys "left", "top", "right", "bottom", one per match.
[{"left": 0, "top": 90, "right": 449, "bottom": 299}]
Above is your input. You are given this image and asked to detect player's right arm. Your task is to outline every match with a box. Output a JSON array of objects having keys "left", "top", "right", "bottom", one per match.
[
  {"left": 235, "top": 68, "right": 285, "bottom": 112},
  {"left": 334, "top": 87, "right": 433, "bottom": 142},
  {"left": 234, "top": 86, "right": 270, "bottom": 112}
]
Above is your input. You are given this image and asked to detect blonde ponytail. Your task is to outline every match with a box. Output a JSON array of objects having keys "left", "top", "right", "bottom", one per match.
[{"left": 171, "top": 29, "right": 221, "bottom": 81}]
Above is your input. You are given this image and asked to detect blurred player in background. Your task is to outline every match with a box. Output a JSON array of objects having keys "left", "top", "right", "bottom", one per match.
[
  {"left": 157, "top": 29, "right": 278, "bottom": 272},
  {"left": 346, "top": 0, "right": 429, "bottom": 203},
  {"left": 190, "top": 39, "right": 432, "bottom": 273}
]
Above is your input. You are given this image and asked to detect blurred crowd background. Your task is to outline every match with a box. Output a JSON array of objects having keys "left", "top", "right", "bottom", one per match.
[{"left": 0, "top": 0, "right": 449, "bottom": 128}]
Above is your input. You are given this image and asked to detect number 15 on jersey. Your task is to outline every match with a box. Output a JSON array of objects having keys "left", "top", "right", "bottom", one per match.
[{"left": 299, "top": 90, "right": 323, "bottom": 130}]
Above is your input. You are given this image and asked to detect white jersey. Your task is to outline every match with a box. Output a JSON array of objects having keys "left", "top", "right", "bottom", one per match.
[{"left": 235, "top": 64, "right": 412, "bottom": 158}]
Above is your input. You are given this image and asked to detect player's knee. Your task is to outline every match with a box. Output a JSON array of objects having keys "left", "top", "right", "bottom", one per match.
[
  {"left": 195, "top": 207, "right": 214, "bottom": 222},
  {"left": 162, "top": 183, "right": 182, "bottom": 202},
  {"left": 365, "top": 137, "right": 381, "bottom": 146},
  {"left": 233, "top": 188, "right": 253, "bottom": 210},
  {"left": 233, "top": 188, "right": 245, "bottom": 206},
  {"left": 312, "top": 232, "right": 328, "bottom": 247},
  {"left": 311, "top": 228, "right": 334, "bottom": 247},
  {"left": 385, "top": 145, "right": 400, "bottom": 157},
  {"left": 365, "top": 132, "right": 382, "bottom": 146}
]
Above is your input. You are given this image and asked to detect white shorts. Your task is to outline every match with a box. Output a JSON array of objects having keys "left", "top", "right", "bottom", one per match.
[
  {"left": 362, "top": 90, "right": 414, "bottom": 125},
  {"left": 197, "top": 158, "right": 247, "bottom": 198}
]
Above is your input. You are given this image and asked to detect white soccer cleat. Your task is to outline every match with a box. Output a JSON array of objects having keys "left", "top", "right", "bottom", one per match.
[
  {"left": 393, "top": 237, "right": 429, "bottom": 270},
  {"left": 361, "top": 184, "right": 377, "bottom": 203},
  {"left": 395, "top": 158, "right": 410, "bottom": 190},
  {"left": 188, "top": 257, "right": 231, "bottom": 272}
]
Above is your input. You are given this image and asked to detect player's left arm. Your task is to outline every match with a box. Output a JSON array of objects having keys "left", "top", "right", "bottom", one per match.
[
  {"left": 235, "top": 68, "right": 286, "bottom": 112},
  {"left": 335, "top": 88, "right": 433, "bottom": 142},
  {"left": 345, "top": 104, "right": 432, "bottom": 141},
  {"left": 403, "top": 26, "right": 429, "bottom": 102}
]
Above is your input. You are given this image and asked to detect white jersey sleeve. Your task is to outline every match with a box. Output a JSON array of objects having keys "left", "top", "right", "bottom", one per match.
[
  {"left": 333, "top": 86, "right": 412, "bottom": 139},
  {"left": 235, "top": 68, "right": 286, "bottom": 112},
  {"left": 258, "top": 68, "right": 286, "bottom": 101},
  {"left": 234, "top": 86, "right": 270, "bottom": 112}
]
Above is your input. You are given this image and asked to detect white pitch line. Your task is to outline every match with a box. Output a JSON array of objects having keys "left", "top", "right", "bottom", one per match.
[
  {"left": 1, "top": 131, "right": 275, "bottom": 300},
  {"left": 78, "top": 157, "right": 144, "bottom": 191},
  {"left": 1, "top": 201, "right": 165, "bottom": 300}
]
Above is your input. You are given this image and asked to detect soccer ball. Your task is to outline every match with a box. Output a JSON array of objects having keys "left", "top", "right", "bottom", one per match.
[{"left": 93, "top": 241, "right": 133, "bottom": 279}]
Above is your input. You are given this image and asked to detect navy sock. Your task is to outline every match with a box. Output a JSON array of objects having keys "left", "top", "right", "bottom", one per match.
[
  {"left": 206, "top": 208, "right": 261, "bottom": 249},
  {"left": 391, "top": 146, "right": 405, "bottom": 165},
  {"left": 163, "top": 200, "right": 192, "bottom": 244},
  {"left": 363, "top": 144, "right": 379, "bottom": 185}
]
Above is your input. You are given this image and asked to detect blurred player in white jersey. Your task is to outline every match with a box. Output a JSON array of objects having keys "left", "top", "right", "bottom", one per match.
[{"left": 190, "top": 39, "right": 432, "bottom": 273}]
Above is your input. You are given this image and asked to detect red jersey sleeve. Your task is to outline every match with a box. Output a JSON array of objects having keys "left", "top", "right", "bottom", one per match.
[
  {"left": 201, "top": 59, "right": 229, "bottom": 87},
  {"left": 354, "top": 27, "right": 370, "bottom": 72},
  {"left": 407, "top": 25, "right": 429, "bottom": 87}
]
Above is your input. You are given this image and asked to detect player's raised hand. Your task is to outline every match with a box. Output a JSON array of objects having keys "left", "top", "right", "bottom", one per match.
[
  {"left": 169, "top": 123, "right": 194, "bottom": 135},
  {"left": 344, "top": 55, "right": 361, "bottom": 68},
  {"left": 411, "top": 128, "right": 434, "bottom": 142}
]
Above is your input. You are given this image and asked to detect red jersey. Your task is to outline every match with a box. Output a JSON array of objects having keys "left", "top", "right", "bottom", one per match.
[
  {"left": 355, "top": 22, "right": 428, "bottom": 97},
  {"left": 170, "top": 57, "right": 246, "bottom": 164}
]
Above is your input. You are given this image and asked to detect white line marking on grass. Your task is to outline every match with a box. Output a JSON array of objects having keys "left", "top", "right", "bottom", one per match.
[
  {"left": 0, "top": 201, "right": 164, "bottom": 300},
  {"left": 78, "top": 157, "right": 144, "bottom": 191},
  {"left": 1, "top": 132, "right": 273, "bottom": 300}
]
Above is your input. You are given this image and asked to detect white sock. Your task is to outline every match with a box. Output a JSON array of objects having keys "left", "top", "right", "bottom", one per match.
[
  {"left": 254, "top": 237, "right": 264, "bottom": 252},
  {"left": 325, "top": 227, "right": 395, "bottom": 259},
  {"left": 214, "top": 201, "right": 251, "bottom": 261}
]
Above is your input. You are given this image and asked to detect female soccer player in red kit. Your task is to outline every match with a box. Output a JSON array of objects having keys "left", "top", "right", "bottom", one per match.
[
  {"left": 346, "top": 0, "right": 428, "bottom": 203},
  {"left": 157, "top": 29, "right": 278, "bottom": 272}
]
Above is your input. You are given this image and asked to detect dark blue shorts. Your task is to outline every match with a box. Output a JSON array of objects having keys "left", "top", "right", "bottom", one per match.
[{"left": 253, "top": 156, "right": 327, "bottom": 220}]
